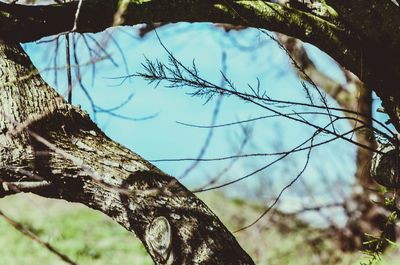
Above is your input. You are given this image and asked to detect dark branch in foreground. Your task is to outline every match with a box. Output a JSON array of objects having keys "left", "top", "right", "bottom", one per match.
[
  {"left": 0, "top": 38, "right": 255, "bottom": 264},
  {"left": 0, "top": 210, "right": 78, "bottom": 265}
]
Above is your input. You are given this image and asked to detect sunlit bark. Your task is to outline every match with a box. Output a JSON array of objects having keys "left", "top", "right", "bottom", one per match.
[{"left": 0, "top": 40, "right": 254, "bottom": 265}]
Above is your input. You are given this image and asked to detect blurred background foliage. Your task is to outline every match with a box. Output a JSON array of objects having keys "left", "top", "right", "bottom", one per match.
[{"left": 1, "top": 192, "right": 399, "bottom": 265}]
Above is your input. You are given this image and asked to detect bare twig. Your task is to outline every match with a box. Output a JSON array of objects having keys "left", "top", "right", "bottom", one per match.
[{"left": 0, "top": 210, "right": 78, "bottom": 265}]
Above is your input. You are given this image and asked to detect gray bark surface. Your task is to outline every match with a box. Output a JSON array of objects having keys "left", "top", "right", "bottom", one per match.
[
  {"left": 0, "top": 40, "right": 255, "bottom": 265},
  {"left": 1, "top": 0, "right": 400, "bottom": 262}
]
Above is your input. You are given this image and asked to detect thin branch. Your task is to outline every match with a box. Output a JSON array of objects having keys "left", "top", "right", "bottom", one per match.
[
  {"left": 0, "top": 210, "right": 78, "bottom": 265},
  {"left": 234, "top": 130, "right": 315, "bottom": 232},
  {"left": 72, "top": 0, "right": 83, "bottom": 31},
  {"left": 195, "top": 123, "right": 365, "bottom": 192},
  {"left": 180, "top": 51, "right": 228, "bottom": 179},
  {"left": 192, "top": 123, "right": 252, "bottom": 192},
  {"left": 133, "top": 38, "right": 394, "bottom": 153},
  {"left": 66, "top": 33, "right": 73, "bottom": 103}
]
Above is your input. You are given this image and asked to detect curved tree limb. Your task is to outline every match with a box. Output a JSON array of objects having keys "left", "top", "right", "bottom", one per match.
[
  {"left": 0, "top": 1, "right": 341, "bottom": 43},
  {"left": 0, "top": 0, "right": 354, "bottom": 75},
  {"left": 0, "top": 40, "right": 255, "bottom": 264},
  {"left": 1, "top": 0, "right": 400, "bottom": 261},
  {"left": 1, "top": 0, "right": 399, "bottom": 132},
  {"left": 324, "top": 0, "right": 400, "bottom": 130}
]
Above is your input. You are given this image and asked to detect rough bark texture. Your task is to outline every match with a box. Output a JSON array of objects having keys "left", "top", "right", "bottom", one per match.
[
  {"left": 1, "top": 0, "right": 400, "bottom": 262},
  {"left": 323, "top": 0, "right": 400, "bottom": 132},
  {"left": 0, "top": 40, "right": 255, "bottom": 265},
  {"left": 1, "top": 0, "right": 398, "bottom": 129}
]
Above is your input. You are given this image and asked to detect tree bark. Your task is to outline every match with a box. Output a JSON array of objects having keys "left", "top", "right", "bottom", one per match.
[
  {"left": 1, "top": 0, "right": 400, "bottom": 262},
  {"left": 0, "top": 40, "right": 255, "bottom": 265},
  {"left": 1, "top": 0, "right": 399, "bottom": 131}
]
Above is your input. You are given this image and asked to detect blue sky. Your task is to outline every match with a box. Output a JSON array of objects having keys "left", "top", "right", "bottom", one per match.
[{"left": 23, "top": 23, "right": 377, "bottom": 226}]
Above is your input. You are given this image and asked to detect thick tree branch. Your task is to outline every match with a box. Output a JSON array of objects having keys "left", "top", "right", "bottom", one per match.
[
  {"left": 0, "top": 0, "right": 351, "bottom": 69},
  {"left": 324, "top": 0, "right": 400, "bottom": 131},
  {"left": 0, "top": 1, "right": 341, "bottom": 42},
  {"left": 2, "top": 0, "right": 399, "bottom": 132},
  {"left": 0, "top": 40, "right": 255, "bottom": 265},
  {"left": 325, "top": 0, "right": 400, "bottom": 51}
]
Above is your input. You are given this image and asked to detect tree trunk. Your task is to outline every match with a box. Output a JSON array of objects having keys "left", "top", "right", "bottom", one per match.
[
  {"left": 339, "top": 84, "right": 392, "bottom": 251},
  {"left": 276, "top": 35, "right": 394, "bottom": 251},
  {"left": 0, "top": 40, "right": 255, "bottom": 265}
]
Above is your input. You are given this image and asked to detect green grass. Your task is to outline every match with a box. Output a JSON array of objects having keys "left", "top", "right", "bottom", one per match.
[
  {"left": 0, "top": 194, "right": 152, "bottom": 265},
  {"left": 0, "top": 193, "right": 399, "bottom": 265}
]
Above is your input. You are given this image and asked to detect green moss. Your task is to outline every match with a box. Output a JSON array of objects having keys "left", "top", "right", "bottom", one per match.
[
  {"left": 0, "top": 11, "right": 10, "bottom": 18},
  {"left": 129, "top": 0, "right": 151, "bottom": 4},
  {"left": 213, "top": 3, "right": 229, "bottom": 13}
]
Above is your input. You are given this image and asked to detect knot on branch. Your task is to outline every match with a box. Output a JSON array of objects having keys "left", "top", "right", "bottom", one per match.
[
  {"left": 146, "top": 216, "right": 173, "bottom": 264},
  {"left": 371, "top": 144, "right": 400, "bottom": 189}
]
